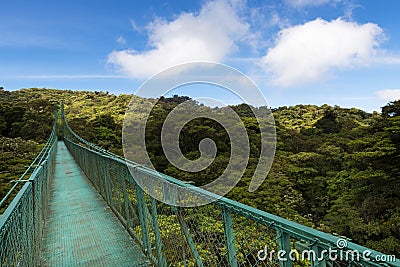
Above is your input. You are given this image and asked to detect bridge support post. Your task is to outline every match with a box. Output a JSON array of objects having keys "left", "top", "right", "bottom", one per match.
[
  {"left": 173, "top": 206, "right": 204, "bottom": 267},
  {"left": 149, "top": 196, "right": 167, "bottom": 267},
  {"left": 222, "top": 206, "right": 238, "bottom": 267},
  {"left": 276, "top": 230, "right": 293, "bottom": 267},
  {"left": 102, "top": 157, "right": 114, "bottom": 207},
  {"left": 30, "top": 176, "right": 37, "bottom": 265},
  {"left": 135, "top": 181, "right": 152, "bottom": 256},
  {"left": 120, "top": 168, "right": 131, "bottom": 228},
  {"left": 98, "top": 157, "right": 107, "bottom": 200},
  {"left": 311, "top": 245, "right": 327, "bottom": 267}
]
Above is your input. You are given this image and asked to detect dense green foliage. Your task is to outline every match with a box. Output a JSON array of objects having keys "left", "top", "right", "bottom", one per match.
[
  {"left": 0, "top": 88, "right": 398, "bottom": 256},
  {"left": 0, "top": 89, "right": 56, "bottom": 211},
  {"left": 0, "top": 137, "right": 41, "bottom": 213}
]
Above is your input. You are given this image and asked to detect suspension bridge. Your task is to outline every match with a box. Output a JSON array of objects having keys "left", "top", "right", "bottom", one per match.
[{"left": 0, "top": 106, "right": 398, "bottom": 267}]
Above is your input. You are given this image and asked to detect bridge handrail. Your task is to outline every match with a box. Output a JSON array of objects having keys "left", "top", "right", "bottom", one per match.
[
  {"left": 0, "top": 116, "right": 57, "bottom": 208},
  {"left": 0, "top": 106, "right": 58, "bottom": 266},
  {"left": 61, "top": 106, "right": 399, "bottom": 267}
]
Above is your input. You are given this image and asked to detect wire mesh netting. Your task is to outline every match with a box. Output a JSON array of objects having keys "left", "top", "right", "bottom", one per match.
[
  {"left": 3, "top": 105, "right": 397, "bottom": 266},
  {"left": 61, "top": 106, "right": 398, "bottom": 267},
  {"left": 0, "top": 109, "right": 58, "bottom": 266}
]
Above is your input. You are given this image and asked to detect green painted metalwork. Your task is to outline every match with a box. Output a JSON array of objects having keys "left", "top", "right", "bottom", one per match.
[
  {"left": 60, "top": 105, "right": 400, "bottom": 267},
  {"left": 0, "top": 107, "right": 58, "bottom": 266},
  {"left": 277, "top": 230, "right": 293, "bottom": 267},
  {"left": 136, "top": 181, "right": 152, "bottom": 256},
  {"left": 40, "top": 141, "right": 150, "bottom": 266},
  {"left": 150, "top": 195, "right": 168, "bottom": 267},
  {"left": 174, "top": 205, "right": 205, "bottom": 267},
  {"left": 222, "top": 207, "right": 238, "bottom": 267},
  {"left": 2, "top": 103, "right": 399, "bottom": 266}
]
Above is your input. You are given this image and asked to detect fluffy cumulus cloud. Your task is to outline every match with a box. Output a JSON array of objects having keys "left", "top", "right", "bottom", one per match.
[
  {"left": 108, "top": 0, "right": 249, "bottom": 79},
  {"left": 261, "top": 18, "right": 384, "bottom": 87},
  {"left": 376, "top": 89, "right": 400, "bottom": 101}
]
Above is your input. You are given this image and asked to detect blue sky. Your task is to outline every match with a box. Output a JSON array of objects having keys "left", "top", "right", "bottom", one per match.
[{"left": 1, "top": 0, "right": 400, "bottom": 112}]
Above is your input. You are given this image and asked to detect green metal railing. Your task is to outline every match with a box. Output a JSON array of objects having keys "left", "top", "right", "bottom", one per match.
[
  {"left": 61, "top": 107, "right": 399, "bottom": 267},
  {"left": 0, "top": 107, "right": 58, "bottom": 266},
  {"left": 1, "top": 106, "right": 397, "bottom": 267}
]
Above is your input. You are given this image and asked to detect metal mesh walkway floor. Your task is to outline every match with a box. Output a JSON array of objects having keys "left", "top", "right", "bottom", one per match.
[{"left": 40, "top": 141, "right": 150, "bottom": 267}]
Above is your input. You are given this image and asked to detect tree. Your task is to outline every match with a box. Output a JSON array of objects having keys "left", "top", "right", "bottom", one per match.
[
  {"left": 314, "top": 108, "right": 341, "bottom": 133},
  {"left": 382, "top": 100, "right": 400, "bottom": 117}
]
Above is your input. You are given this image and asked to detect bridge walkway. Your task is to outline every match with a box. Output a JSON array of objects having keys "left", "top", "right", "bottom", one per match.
[{"left": 40, "top": 141, "right": 150, "bottom": 267}]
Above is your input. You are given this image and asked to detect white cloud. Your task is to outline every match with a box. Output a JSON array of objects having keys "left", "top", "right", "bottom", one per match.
[
  {"left": 261, "top": 18, "right": 384, "bottom": 87},
  {"left": 130, "top": 19, "right": 145, "bottom": 33},
  {"left": 376, "top": 89, "right": 400, "bottom": 101},
  {"left": 108, "top": 0, "right": 249, "bottom": 79},
  {"left": 19, "top": 74, "right": 127, "bottom": 79},
  {"left": 285, "top": 0, "right": 334, "bottom": 7},
  {"left": 116, "top": 36, "right": 126, "bottom": 45}
]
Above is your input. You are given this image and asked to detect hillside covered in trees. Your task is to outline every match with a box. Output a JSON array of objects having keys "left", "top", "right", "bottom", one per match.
[{"left": 0, "top": 88, "right": 399, "bottom": 256}]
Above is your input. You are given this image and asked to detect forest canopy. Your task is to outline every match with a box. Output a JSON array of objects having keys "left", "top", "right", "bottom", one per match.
[{"left": 0, "top": 88, "right": 399, "bottom": 256}]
